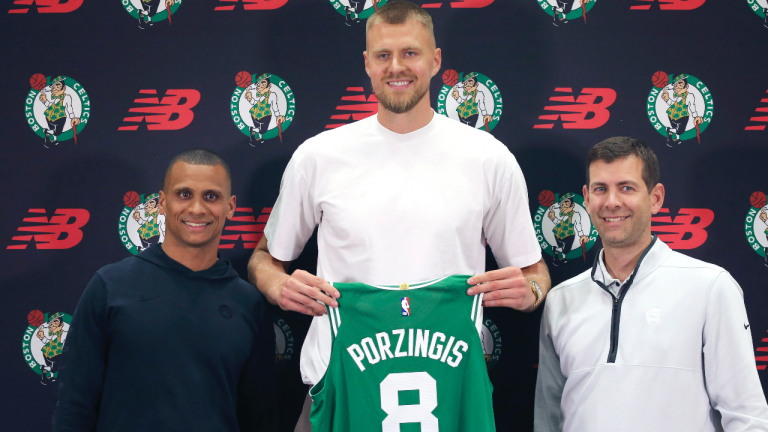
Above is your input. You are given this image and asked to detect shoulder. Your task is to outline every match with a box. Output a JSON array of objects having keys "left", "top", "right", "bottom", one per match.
[
  {"left": 659, "top": 249, "right": 726, "bottom": 279},
  {"left": 547, "top": 268, "right": 593, "bottom": 302},
  {"left": 95, "top": 255, "right": 148, "bottom": 282}
]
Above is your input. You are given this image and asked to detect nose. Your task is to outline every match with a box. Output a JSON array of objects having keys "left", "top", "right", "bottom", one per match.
[
  {"left": 389, "top": 56, "right": 406, "bottom": 74},
  {"left": 188, "top": 196, "right": 206, "bottom": 215},
  {"left": 604, "top": 189, "right": 622, "bottom": 210}
]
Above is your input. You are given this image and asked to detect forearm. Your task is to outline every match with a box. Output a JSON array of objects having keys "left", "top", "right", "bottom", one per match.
[{"left": 247, "top": 236, "right": 290, "bottom": 305}]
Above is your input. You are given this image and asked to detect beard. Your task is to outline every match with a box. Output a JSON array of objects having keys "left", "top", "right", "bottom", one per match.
[{"left": 375, "top": 78, "right": 429, "bottom": 114}]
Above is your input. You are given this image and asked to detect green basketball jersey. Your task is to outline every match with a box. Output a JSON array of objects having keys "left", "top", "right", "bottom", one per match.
[{"left": 310, "top": 275, "right": 495, "bottom": 432}]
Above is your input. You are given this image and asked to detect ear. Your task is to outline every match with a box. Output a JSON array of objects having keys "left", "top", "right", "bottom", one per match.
[
  {"left": 431, "top": 47, "right": 442, "bottom": 78},
  {"left": 650, "top": 183, "right": 665, "bottom": 215},
  {"left": 227, "top": 194, "right": 237, "bottom": 220},
  {"left": 582, "top": 184, "right": 590, "bottom": 215},
  {"left": 158, "top": 190, "right": 166, "bottom": 214},
  {"left": 364, "top": 50, "right": 371, "bottom": 78}
]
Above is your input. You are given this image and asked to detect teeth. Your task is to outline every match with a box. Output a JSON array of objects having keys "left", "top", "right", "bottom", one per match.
[
  {"left": 604, "top": 217, "right": 626, "bottom": 222},
  {"left": 389, "top": 81, "right": 410, "bottom": 86},
  {"left": 185, "top": 222, "right": 207, "bottom": 227}
]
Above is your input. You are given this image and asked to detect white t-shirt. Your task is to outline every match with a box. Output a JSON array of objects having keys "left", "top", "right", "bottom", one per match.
[{"left": 264, "top": 111, "right": 541, "bottom": 384}]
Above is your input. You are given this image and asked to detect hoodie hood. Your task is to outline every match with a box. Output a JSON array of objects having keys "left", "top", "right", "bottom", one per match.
[{"left": 136, "top": 244, "right": 239, "bottom": 280}]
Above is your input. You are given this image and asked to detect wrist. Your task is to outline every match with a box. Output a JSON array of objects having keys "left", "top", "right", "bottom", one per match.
[{"left": 526, "top": 277, "right": 543, "bottom": 310}]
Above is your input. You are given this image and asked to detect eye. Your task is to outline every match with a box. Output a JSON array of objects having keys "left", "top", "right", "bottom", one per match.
[
  {"left": 204, "top": 193, "right": 218, "bottom": 201},
  {"left": 622, "top": 186, "right": 634, "bottom": 192},
  {"left": 378, "top": 53, "right": 389, "bottom": 60},
  {"left": 179, "top": 191, "right": 190, "bottom": 199},
  {"left": 594, "top": 187, "right": 605, "bottom": 193}
]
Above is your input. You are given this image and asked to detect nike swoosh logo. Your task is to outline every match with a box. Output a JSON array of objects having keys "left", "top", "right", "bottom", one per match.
[
  {"left": 745, "top": 323, "right": 751, "bottom": 330},
  {"left": 140, "top": 293, "right": 161, "bottom": 302}
]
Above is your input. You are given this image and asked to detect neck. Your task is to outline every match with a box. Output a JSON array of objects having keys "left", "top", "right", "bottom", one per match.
[
  {"left": 602, "top": 233, "right": 653, "bottom": 282},
  {"left": 376, "top": 96, "right": 434, "bottom": 134},
  {"left": 161, "top": 236, "right": 219, "bottom": 272}
]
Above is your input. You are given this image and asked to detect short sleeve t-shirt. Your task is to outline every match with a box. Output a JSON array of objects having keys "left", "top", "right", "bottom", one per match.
[{"left": 264, "top": 111, "right": 541, "bottom": 384}]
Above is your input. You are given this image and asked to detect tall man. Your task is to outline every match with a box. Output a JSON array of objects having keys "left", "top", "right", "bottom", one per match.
[
  {"left": 53, "top": 149, "right": 275, "bottom": 432},
  {"left": 534, "top": 137, "right": 768, "bottom": 432},
  {"left": 247, "top": 1, "right": 550, "bottom": 428}
]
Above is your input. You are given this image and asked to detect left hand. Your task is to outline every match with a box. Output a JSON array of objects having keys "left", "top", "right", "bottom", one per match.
[
  {"left": 276, "top": 116, "right": 285, "bottom": 125},
  {"left": 483, "top": 115, "right": 493, "bottom": 126},
  {"left": 71, "top": 118, "right": 80, "bottom": 127},
  {"left": 466, "top": 267, "right": 535, "bottom": 310},
  {"left": 166, "top": 0, "right": 174, "bottom": 8},
  {"left": 694, "top": 116, "right": 703, "bottom": 126},
  {"left": 580, "top": 235, "right": 589, "bottom": 245}
]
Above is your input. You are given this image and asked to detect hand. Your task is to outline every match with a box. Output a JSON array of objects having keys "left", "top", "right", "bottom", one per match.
[
  {"left": 661, "top": 91, "right": 669, "bottom": 102},
  {"left": 133, "top": 211, "right": 140, "bottom": 221},
  {"left": 452, "top": 89, "right": 459, "bottom": 100},
  {"left": 483, "top": 115, "right": 493, "bottom": 126},
  {"left": 39, "top": 92, "right": 47, "bottom": 104},
  {"left": 694, "top": 116, "right": 703, "bottom": 126},
  {"left": 244, "top": 91, "right": 252, "bottom": 101},
  {"left": 580, "top": 235, "right": 589, "bottom": 245},
  {"left": 37, "top": 329, "right": 44, "bottom": 340},
  {"left": 276, "top": 116, "right": 285, "bottom": 125},
  {"left": 71, "top": 118, "right": 80, "bottom": 127},
  {"left": 166, "top": 0, "right": 174, "bottom": 8},
  {"left": 467, "top": 267, "right": 535, "bottom": 310},
  {"left": 548, "top": 209, "right": 555, "bottom": 221},
  {"left": 270, "top": 269, "right": 340, "bottom": 317}
]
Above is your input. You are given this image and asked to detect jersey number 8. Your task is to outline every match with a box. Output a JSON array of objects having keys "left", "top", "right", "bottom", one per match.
[{"left": 380, "top": 372, "right": 439, "bottom": 431}]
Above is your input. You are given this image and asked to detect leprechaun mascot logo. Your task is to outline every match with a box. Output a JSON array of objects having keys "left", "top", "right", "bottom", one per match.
[
  {"left": 329, "top": 0, "right": 387, "bottom": 26},
  {"left": 536, "top": 0, "right": 595, "bottom": 26},
  {"left": 746, "top": 0, "right": 768, "bottom": 28},
  {"left": 22, "top": 311, "right": 72, "bottom": 385},
  {"left": 25, "top": 74, "right": 90, "bottom": 148},
  {"left": 647, "top": 72, "right": 713, "bottom": 147},
  {"left": 231, "top": 71, "right": 295, "bottom": 146},
  {"left": 122, "top": 0, "right": 182, "bottom": 29},
  {"left": 745, "top": 191, "right": 768, "bottom": 266},
  {"left": 119, "top": 191, "right": 166, "bottom": 255},
  {"left": 533, "top": 191, "right": 598, "bottom": 266},
  {"left": 437, "top": 70, "right": 503, "bottom": 132}
]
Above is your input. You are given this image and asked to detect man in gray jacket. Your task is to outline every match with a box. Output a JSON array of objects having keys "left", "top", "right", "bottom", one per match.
[{"left": 534, "top": 137, "right": 768, "bottom": 432}]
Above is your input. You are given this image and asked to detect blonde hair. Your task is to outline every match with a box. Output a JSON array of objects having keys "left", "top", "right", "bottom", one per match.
[{"left": 366, "top": 1, "right": 435, "bottom": 45}]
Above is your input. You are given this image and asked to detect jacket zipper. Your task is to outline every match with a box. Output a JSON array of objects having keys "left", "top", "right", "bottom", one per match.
[{"left": 591, "top": 236, "right": 658, "bottom": 364}]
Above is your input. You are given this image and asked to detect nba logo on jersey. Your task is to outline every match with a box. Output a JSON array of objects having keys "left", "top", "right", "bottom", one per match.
[{"left": 401, "top": 297, "right": 410, "bottom": 316}]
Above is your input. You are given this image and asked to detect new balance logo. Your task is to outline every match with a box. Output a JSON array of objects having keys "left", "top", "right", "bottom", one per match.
[
  {"left": 9, "top": 0, "right": 82, "bottom": 14},
  {"left": 219, "top": 207, "right": 271, "bottom": 249},
  {"left": 745, "top": 90, "right": 768, "bottom": 131},
  {"left": 533, "top": 88, "right": 616, "bottom": 129},
  {"left": 325, "top": 87, "right": 378, "bottom": 129},
  {"left": 421, "top": 0, "right": 494, "bottom": 7},
  {"left": 755, "top": 329, "right": 768, "bottom": 370},
  {"left": 651, "top": 208, "right": 714, "bottom": 250},
  {"left": 118, "top": 89, "right": 200, "bottom": 131},
  {"left": 7, "top": 209, "right": 89, "bottom": 249},
  {"left": 630, "top": 0, "right": 705, "bottom": 10},
  {"left": 214, "top": 0, "right": 289, "bottom": 11}
]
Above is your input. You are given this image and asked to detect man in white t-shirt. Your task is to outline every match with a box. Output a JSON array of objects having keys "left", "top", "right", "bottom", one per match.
[{"left": 247, "top": 2, "right": 550, "bottom": 428}]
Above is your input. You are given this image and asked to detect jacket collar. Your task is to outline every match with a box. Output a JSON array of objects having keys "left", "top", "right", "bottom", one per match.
[{"left": 591, "top": 235, "right": 672, "bottom": 292}]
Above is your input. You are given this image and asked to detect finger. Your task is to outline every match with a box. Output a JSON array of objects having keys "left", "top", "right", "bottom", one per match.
[
  {"left": 468, "top": 267, "right": 522, "bottom": 285},
  {"left": 482, "top": 287, "right": 529, "bottom": 302},
  {"left": 469, "top": 277, "right": 528, "bottom": 295},
  {"left": 292, "top": 281, "right": 338, "bottom": 308},
  {"left": 281, "top": 289, "right": 325, "bottom": 316},
  {"left": 293, "top": 270, "right": 341, "bottom": 300}
]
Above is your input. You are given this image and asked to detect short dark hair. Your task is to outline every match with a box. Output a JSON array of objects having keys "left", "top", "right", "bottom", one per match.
[
  {"left": 586, "top": 137, "right": 660, "bottom": 192},
  {"left": 163, "top": 148, "right": 232, "bottom": 192},
  {"left": 366, "top": 1, "right": 435, "bottom": 46}
]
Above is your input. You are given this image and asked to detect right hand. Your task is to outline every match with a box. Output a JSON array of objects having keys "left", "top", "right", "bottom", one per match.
[
  {"left": 661, "top": 91, "right": 669, "bottom": 102},
  {"left": 133, "top": 211, "right": 140, "bottom": 221},
  {"left": 244, "top": 90, "right": 252, "bottom": 101},
  {"left": 548, "top": 209, "right": 555, "bottom": 221},
  {"left": 39, "top": 92, "right": 47, "bottom": 104},
  {"left": 452, "top": 88, "right": 459, "bottom": 100},
  {"left": 271, "top": 269, "right": 340, "bottom": 317},
  {"left": 37, "top": 329, "right": 44, "bottom": 340}
]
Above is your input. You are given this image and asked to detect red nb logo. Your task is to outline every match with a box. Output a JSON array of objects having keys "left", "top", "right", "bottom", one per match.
[
  {"left": 215, "top": 0, "right": 289, "bottom": 11},
  {"left": 651, "top": 208, "right": 714, "bottom": 250},
  {"left": 630, "top": 0, "right": 705, "bottom": 10},
  {"left": 118, "top": 89, "right": 201, "bottom": 131},
  {"left": 534, "top": 88, "right": 616, "bottom": 129},
  {"left": 219, "top": 207, "right": 271, "bottom": 249},
  {"left": 756, "top": 329, "right": 768, "bottom": 371},
  {"left": 9, "top": 0, "right": 82, "bottom": 13},
  {"left": 325, "top": 87, "right": 378, "bottom": 130},
  {"left": 7, "top": 209, "right": 89, "bottom": 250},
  {"left": 421, "top": 0, "right": 494, "bottom": 7},
  {"left": 745, "top": 90, "right": 768, "bottom": 131}
]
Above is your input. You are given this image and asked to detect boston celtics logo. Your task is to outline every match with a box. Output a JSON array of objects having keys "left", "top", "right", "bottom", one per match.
[
  {"left": 746, "top": 0, "right": 768, "bottom": 28},
  {"left": 330, "top": 0, "right": 387, "bottom": 26},
  {"left": 231, "top": 71, "right": 295, "bottom": 146},
  {"left": 119, "top": 191, "right": 165, "bottom": 255},
  {"left": 537, "top": 0, "right": 595, "bottom": 26},
  {"left": 122, "top": 0, "right": 181, "bottom": 29},
  {"left": 647, "top": 71, "right": 713, "bottom": 147},
  {"left": 22, "top": 310, "right": 71, "bottom": 385},
  {"left": 533, "top": 191, "right": 598, "bottom": 266},
  {"left": 745, "top": 191, "right": 768, "bottom": 266},
  {"left": 26, "top": 74, "right": 90, "bottom": 148},
  {"left": 273, "top": 315, "right": 294, "bottom": 367},
  {"left": 481, "top": 318, "right": 502, "bottom": 370},
  {"left": 437, "top": 70, "right": 502, "bottom": 132}
]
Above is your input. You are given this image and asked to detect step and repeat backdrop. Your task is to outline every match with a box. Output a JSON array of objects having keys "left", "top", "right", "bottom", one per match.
[{"left": 1, "top": 0, "right": 768, "bottom": 430}]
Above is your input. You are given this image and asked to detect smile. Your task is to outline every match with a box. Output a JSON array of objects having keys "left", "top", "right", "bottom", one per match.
[
  {"left": 387, "top": 80, "right": 412, "bottom": 88},
  {"left": 184, "top": 221, "right": 210, "bottom": 227},
  {"left": 603, "top": 217, "right": 628, "bottom": 222}
]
